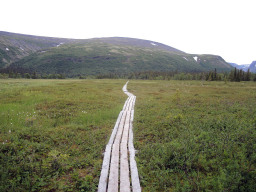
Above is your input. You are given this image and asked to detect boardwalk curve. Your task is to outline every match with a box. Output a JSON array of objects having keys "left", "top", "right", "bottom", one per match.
[{"left": 98, "top": 81, "right": 141, "bottom": 192}]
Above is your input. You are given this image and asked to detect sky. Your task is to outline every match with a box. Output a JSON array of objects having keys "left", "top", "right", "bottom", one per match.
[{"left": 1, "top": 0, "right": 255, "bottom": 64}]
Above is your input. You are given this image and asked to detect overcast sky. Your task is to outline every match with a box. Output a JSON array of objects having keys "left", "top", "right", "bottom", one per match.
[{"left": 1, "top": 0, "right": 255, "bottom": 64}]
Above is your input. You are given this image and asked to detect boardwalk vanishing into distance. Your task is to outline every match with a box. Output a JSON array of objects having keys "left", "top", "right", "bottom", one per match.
[{"left": 98, "top": 81, "right": 141, "bottom": 192}]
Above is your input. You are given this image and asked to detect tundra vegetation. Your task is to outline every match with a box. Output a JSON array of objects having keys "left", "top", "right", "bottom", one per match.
[
  {"left": 0, "top": 79, "right": 126, "bottom": 191},
  {"left": 130, "top": 80, "right": 256, "bottom": 191},
  {"left": 0, "top": 79, "right": 256, "bottom": 191}
]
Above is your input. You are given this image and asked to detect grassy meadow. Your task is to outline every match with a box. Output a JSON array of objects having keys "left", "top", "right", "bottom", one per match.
[
  {"left": 1, "top": 79, "right": 256, "bottom": 191},
  {"left": 130, "top": 80, "right": 256, "bottom": 191},
  {"left": 0, "top": 79, "right": 126, "bottom": 191}
]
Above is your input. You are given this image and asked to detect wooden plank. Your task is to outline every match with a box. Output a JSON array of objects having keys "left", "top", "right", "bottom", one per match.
[
  {"left": 123, "top": 83, "right": 141, "bottom": 191},
  {"left": 126, "top": 97, "right": 133, "bottom": 110},
  {"left": 98, "top": 111, "right": 124, "bottom": 192},
  {"left": 98, "top": 144, "right": 111, "bottom": 192},
  {"left": 123, "top": 98, "right": 129, "bottom": 111},
  {"left": 122, "top": 82, "right": 128, "bottom": 92},
  {"left": 108, "top": 111, "right": 124, "bottom": 145},
  {"left": 132, "top": 96, "right": 136, "bottom": 111},
  {"left": 129, "top": 149, "right": 141, "bottom": 192},
  {"left": 129, "top": 96, "right": 135, "bottom": 111},
  {"left": 114, "top": 111, "right": 126, "bottom": 144},
  {"left": 108, "top": 143, "right": 119, "bottom": 192},
  {"left": 128, "top": 110, "right": 141, "bottom": 192},
  {"left": 120, "top": 111, "right": 131, "bottom": 192},
  {"left": 129, "top": 96, "right": 134, "bottom": 111},
  {"left": 126, "top": 97, "right": 132, "bottom": 111},
  {"left": 98, "top": 81, "right": 141, "bottom": 192},
  {"left": 120, "top": 142, "right": 130, "bottom": 192},
  {"left": 108, "top": 111, "right": 127, "bottom": 191}
]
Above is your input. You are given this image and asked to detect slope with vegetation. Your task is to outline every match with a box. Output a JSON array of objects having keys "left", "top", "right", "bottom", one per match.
[
  {"left": 0, "top": 31, "right": 74, "bottom": 68},
  {"left": 0, "top": 31, "right": 233, "bottom": 77}
]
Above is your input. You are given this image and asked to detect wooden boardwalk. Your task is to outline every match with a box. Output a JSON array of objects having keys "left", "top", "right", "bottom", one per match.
[{"left": 98, "top": 81, "right": 141, "bottom": 192}]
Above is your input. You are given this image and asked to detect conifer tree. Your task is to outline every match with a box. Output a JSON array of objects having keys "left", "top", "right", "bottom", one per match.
[
  {"left": 214, "top": 68, "right": 217, "bottom": 80},
  {"left": 245, "top": 69, "right": 251, "bottom": 81}
]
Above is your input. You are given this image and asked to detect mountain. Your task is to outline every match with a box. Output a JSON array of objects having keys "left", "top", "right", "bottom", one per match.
[
  {"left": 0, "top": 31, "right": 75, "bottom": 68},
  {"left": 229, "top": 62, "right": 250, "bottom": 72},
  {"left": 0, "top": 31, "right": 233, "bottom": 77},
  {"left": 249, "top": 61, "right": 256, "bottom": 73}
]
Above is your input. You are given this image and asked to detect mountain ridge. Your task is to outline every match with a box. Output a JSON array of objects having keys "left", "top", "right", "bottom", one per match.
[
  {"left": 229, "top": 62, "right": 250, "bottom": 72},
  {"left": 249, "top": 61, "right": 256, "bottom": 73},
  {"left": 229, "top": 61, "right": 256, "bottom": 73},
  {"left": 0, "top": 31, "right": 233, "bottom": 77},
  {"left": 0, "top": 31, "right": 75, "bottom": 68}
]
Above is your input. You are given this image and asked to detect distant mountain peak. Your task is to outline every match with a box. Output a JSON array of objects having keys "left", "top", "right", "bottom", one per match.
[{"left": 249, "top": 61, "right": 256, "bottom": 72}]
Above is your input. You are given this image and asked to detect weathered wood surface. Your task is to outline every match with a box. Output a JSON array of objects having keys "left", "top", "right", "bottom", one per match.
[
  {"left": 98, "top": 81, "right": 141, "bottom": 192},
  {"left": 98, "top": 111, "right": 123, "bottom": 192},
  {"left": 120, "top": 111, "right": 131, "bottom": 192},
  {"left": 129, "top": 109, "right": 141, "bottom": 192}
]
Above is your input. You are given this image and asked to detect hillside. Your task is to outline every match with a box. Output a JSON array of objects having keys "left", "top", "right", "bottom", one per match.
[
  {"left": 0, "top": 31, "right": 74, "bottom": 68},
  {"left": 0, "top": 31, "right": 233, "bottom": 76}
]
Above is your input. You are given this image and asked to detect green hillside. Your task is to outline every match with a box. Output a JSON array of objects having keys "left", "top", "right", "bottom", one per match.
[
  {"left": 0, "top": 31, "right": 74, "bottom": 68},
  {"left": 0, "top": 32, "right": 233, "bottom": 76}
]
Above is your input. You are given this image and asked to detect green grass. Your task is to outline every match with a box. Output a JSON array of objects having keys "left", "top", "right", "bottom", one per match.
[
  {"left": 129, "top": 80, "right": 256, "bottom": 191},
  {"left": 0, "top": 79, "right": 126, "bottom": 191},
  {"left": 1, "top": 79, "right": 255, "bottom": 191}
]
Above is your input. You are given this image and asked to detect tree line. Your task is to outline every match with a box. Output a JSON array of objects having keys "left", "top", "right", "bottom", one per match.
[
  {"left": 0, "top": 71, "right": 65, "bottom": 79},
  {"left": 1, "top": 67, "right": 255, "bottom": 82},
  {"left": 97, "top": 68, "right": 256, "bottom": 82}
]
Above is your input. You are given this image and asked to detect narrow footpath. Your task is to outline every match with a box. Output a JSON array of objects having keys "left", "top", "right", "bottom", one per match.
[{"left": 98, "top": 81, "right": 141, "bottom": 192}]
